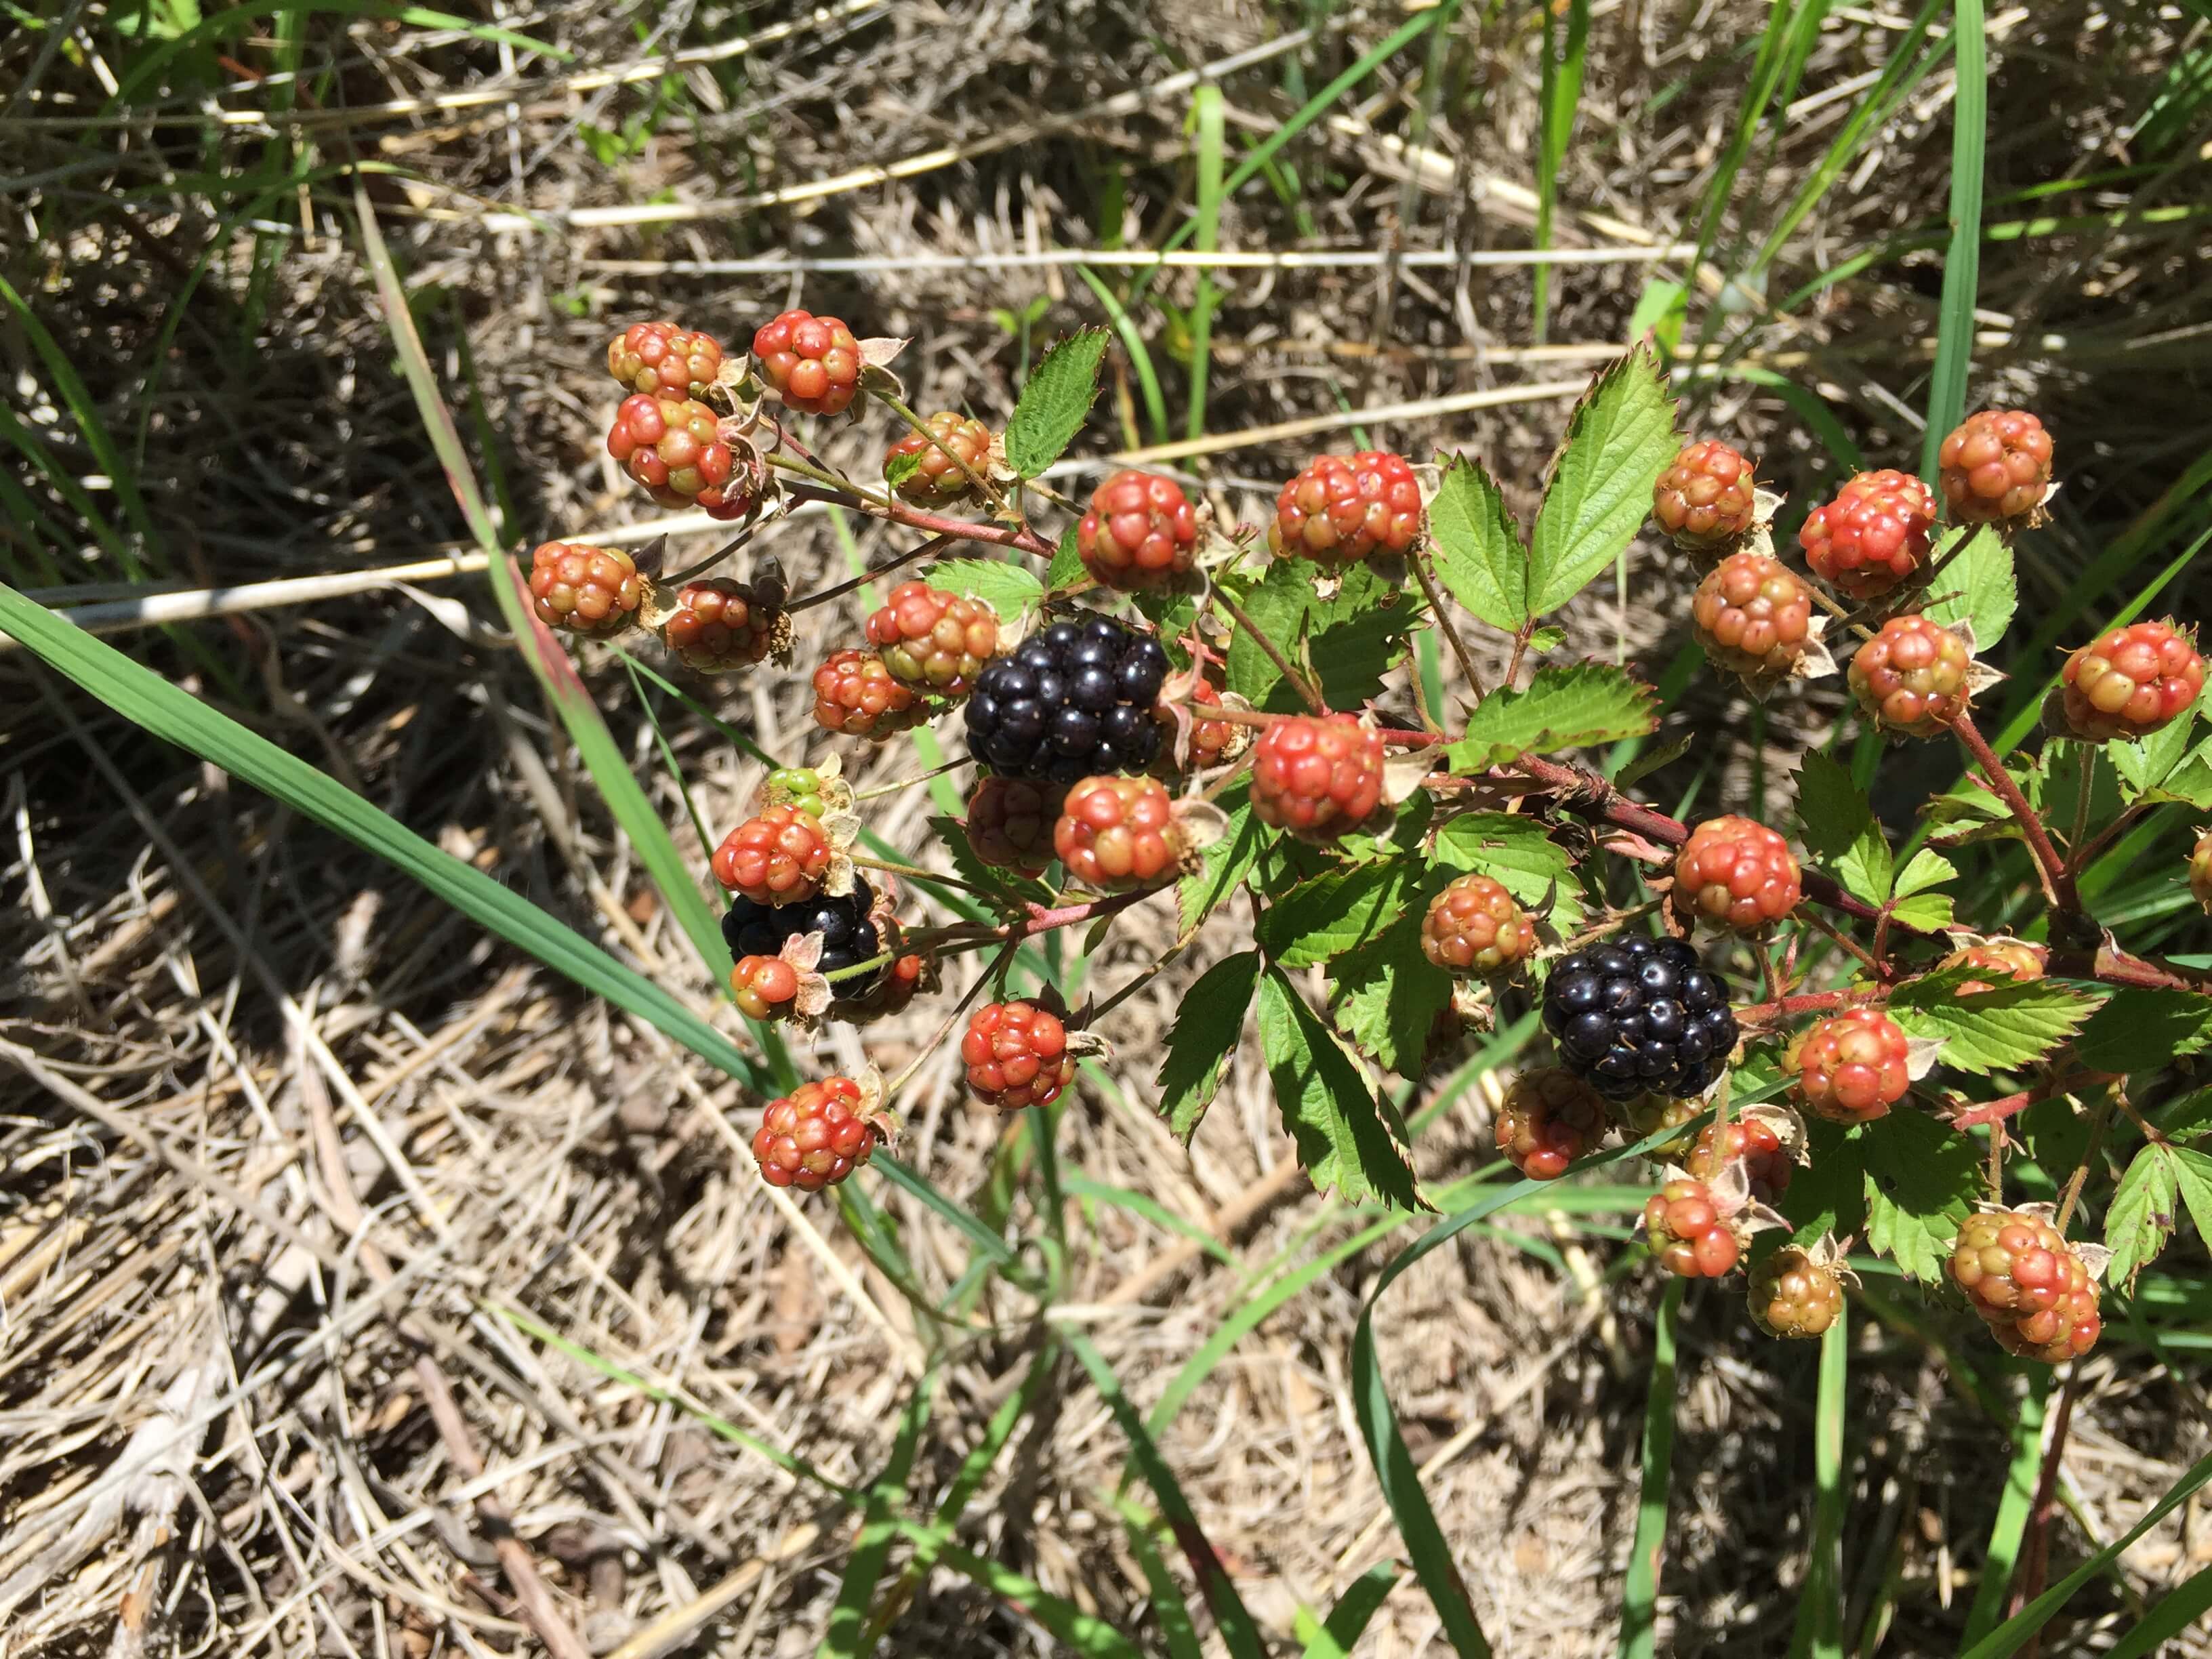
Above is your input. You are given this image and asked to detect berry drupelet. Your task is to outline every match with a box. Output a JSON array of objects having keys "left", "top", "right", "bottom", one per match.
[
  {"left": 752, "top": 308, "right": 861, "bottom": 415},
  {"left": 1671, "top": 816, "right": 1801, "bottom": 933},
  {"left": 1849, "top": 614, "right": 1972, "bottom": 738},
  {"left": 2057, "top": 619, "right": 2205, "bottom": 742},
  {"left": 607, "top": 321, "right": 724, "bottom": 399},
  {"left": 1265, "top": 451, "right": 1426, "bottom": 564},
  {"left": 1788, "top": 1008, "right": 1911, "bottom": 1124},
  {"left": 1420, "top": 873, "right": 1536, "bottom": 975},
  {"left": 964, "top": 615, "right": 1169, "bottom": 785},
  {"left": 1248, "top": 713, "right": 1385, "bottom": 842},
  {"left": 752, "top": 1076, "right": 880, "bottom": 1191},
  {"left": 1494, "top": 1069, "right": 1610, "bottom": 1181},
  {"left": 1691, "top": 552, "right": 1814, "bottom": 683},
  {"left": 528, "top": 541, "right": 643, "bottom": 636},
  {"left": 1078, "top": 471, "right": 1200, "bottom": 590},
  {"left": 1799, "top": 469, "right": 1938, "bottom": 600},
  {"left": 1652, "top": 440, "right": 1758, "bottom": 554},
  {"left": 1542, "top": 935, "right": 1737, "bottom": 1101},
  {"left": 1937, "top": 409, "right": 2053, "bottom": 525}
]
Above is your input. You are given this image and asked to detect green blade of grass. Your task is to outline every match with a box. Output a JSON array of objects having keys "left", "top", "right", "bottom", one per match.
[
  {"left": 819, "top": 1372, "right": 938, "bottom": 1658},
  {"left": 1533, "top": 0, "right": 1591, "bottom": 346},
  {"left": 354, "top": 184, "right": 729, "bottom": 983},
  {"left": 1787, "top": 1310, "right": 1850, "bottom": 1659},
  {"left": 1111, "top": 1494, "right": 1209, "bottom": 1659},
  {"left": 0, "top": 579, "right": 769, "bottom": 1094},
  {"left": 1919, "top": 0, "right": 1987, "bottom": 481},
  {"left": 892, "top": 1524, "right": 1144, "bottom": 1658},
  {"left": 1961, "top": 1371, "right": 2051, "bottom": 1647},
  {"left": 1185, "top": 84, "right": 1225, "bottom": 443},
  {"left": 1305, "top": 1561, "right": 1404, "bottom": 1658},
  {"left": 1957, "top": 1448, "right": 2212, "bottom": 1659},
  {"left": 1064, "top": 1172, "right": 1240, "bottom": 1271},
  {"left": 1616, "top": 1277, "right": 1684, "bottom": 1659},
  {"left": 1075, "top": 265, "right": 1170, "bottom": 448},
  {"left": 1065, "top": 1330, "right": 1265, "bottom": 1659},
  {"left": 2103, "top": 1563, "right": 2212, "bottom": 1659}
]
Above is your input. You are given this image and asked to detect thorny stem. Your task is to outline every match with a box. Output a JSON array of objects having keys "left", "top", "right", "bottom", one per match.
[
  {"left": 1502, "top": 623, "right": 1534, "bottom": 692},
  {"left": 1948, "top": 1068, "right": 2119, "bottom": 1130},
  {"left": 1953, "top": 711, "right": 2079, "bottom": 914},
  {"left": 1735, "top": 987, "right": 1883, "bottom": 1029},
  {"left": 1207, "top": 581, "right": 1326, "bottom": 715},
  {"left": 1168, "top": 697, "right": 1442, "bottom": 747},
  {"left": 1411, "top": 552, "right": 1488, "bottom": 705},
  {"left": 779, "top": 476, "right": 1058, "bottom": 559},
  {"left": 786, "top": 534, "right": 954, "bottom": 614},
  {"left": 876, "top": 388, "right": 1010, "bottom": 512}
]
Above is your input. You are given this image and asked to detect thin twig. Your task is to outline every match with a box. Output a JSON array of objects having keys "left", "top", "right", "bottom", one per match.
[
  {"left": 1411, "top": 552, "right": 1488, "bottom": 704},
  {"left": 1207, "top": 581, "right": 1326, "bottom": 715},
  {"left": 785, "top": 534, "right": 954, "bottom": 614},
  {"left": 1953, "top": 712, "right": 2078, "bottom": 913}
]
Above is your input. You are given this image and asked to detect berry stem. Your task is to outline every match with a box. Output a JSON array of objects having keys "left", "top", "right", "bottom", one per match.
[
  {"left": 779, "top": 476, "right": 1058, "bottom": 559},
  {"left": 2009, "top": 1371, "right": 2081, "bottom": 1648},
  {"left": 876, "top": 388, "right": 1010, "bottom": 512},
  {"left": 1167, "top": 697, "right": 1442, "bottom": 747},
  {"left": 823, "top": 950, "right": 893, "bottom": 984},
  {"left": 1800, "top": 907, "right": 1881, "bottom": 977},
  {"left": 848, "top": 852, "right": 998, "bottom": 897},
  {"left": 2053, "top": 1084, "right": 2119, "bottom": 1233},
  {"left": 1410, "top": 552, "right": 1489, "bottom": 705},
  {"left": 1206, "top": 580, "right": 1326, "bottom": 716},
  {"left": 786, "top": 533, "right": 955, "bottom": 615},
  {"left": 1947, "top": 1067, "right": 2118, "bottom": 1130},
  {"left": 884, "top": 939, "right": 1019, "bottom": 1098},
  {"left": 1734, "top": 987, "right": 1882, "bottom": 1029},
  {"left": 1952, "top": 711, "right": 2081, "bottom": 914},
  {"left": 2065, "top": 798, "right": 2150, "bottom": 879},
  {"left": 2064, "top": 745, "right": 2095, "bottom": 875},
  {"left": 852, "top": 758, "right": 967, "bottom": 801}
]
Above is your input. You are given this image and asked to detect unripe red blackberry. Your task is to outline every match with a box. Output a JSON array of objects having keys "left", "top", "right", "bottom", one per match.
[
  {"left": 1685, "top": 1117, "right": 1792, "bottom": 1204},
  {"left": 528, "top": 541, "right": 643, "bottom": 636},
  {"left": 864, "top": 581, "right": 1000, "bottom": 696},
  {"left": 1938, "top": 409, "right": 2053, "bottom": 525},
  {"left": 2193, "top": 831, "right": 2212, "bottom": 914},
  {"left": 752, "top": 308, "right": 861, "bottom": 415},
  {"left": 1799, "top": 469, "right": 1938, "bottom": 600},
  {"left": 1420, "top": 874, "right": 1536, "bottom": 975},
  {"left": 1618, "top": 1091, "right": 1700, "bottom": 1155},
  {"left": 2058, "top": 619, "right": 2205, "bottom": 742},
  {"left": 1849, "top": 614, "right": 1971, "bottom": 737},
  {"left": 607, "top": 321, "right": 724, "bottom": 398},
  {"left": 1955, "top": 1203, "right": 2088, "bottom": 1336},
  {"left": 1249, "top": 714, "right": 1385, "bottom": 842},
  {"left": 1652, "top": 440, "right": 1757, "bottom": 552},
  {"left": 1671, "top": 816, "right": 1801, "bottom": 933},
  {"left": 1266, "top": 451, "right": 1425, "bottom": 565},
  {"left": 1748, "top": 1247, "right": 1843, "bottom": 1339},
  {"left": 1992, "top": 1263, "right": 2102, "bottom": 1364},
  {"left": 813, "top": 648, "right": 923, "bottom": 739},
  {"left": 1494, "top": 1068, "right": 1608, "bottom": 1181},
  {"left": 729, "top": 954, "right": 801, "bottom": 1021},
  {"left": 962, "top": 1001, "right": 1076, "bottom": 1111},
  {"left": 710, "top": 804, "right": 834, "bottom": 906},
  {"left": 1937, "top": 939, "right": 2045, "bottom": 996},
  {"left": 607, "top": 393, "right": 750, "bottom": 518},
  {"left": 1053, "top": 774, "right": 1179, "bottom": 889},
  {"left": 884, "top": 411, "right": 992, "bottom": 506},
  {"left": 663, "top": 577, "right": 781, "bottom": 672},
  {"left": 1645, "top": 1179, "right": 1740, "bottom": 1278},
  {"left": 1692, "top": 552, "right": 1814, "bottom": 680},
  {"left": 1788, "top": 1008, "right": 1910, "bottom": 1124},
  {"left": 752, "top": 1076, "right": 880, "bottom": 1191},
  {"left": 1078, "top": 471, "right": 1200, "bottom": 590},
  {"left": 1155, "top": 676, "right": 1250, "bottom": 775},
  {"left": 964, "top": 775, "right": 1063, "bottom": 878}
]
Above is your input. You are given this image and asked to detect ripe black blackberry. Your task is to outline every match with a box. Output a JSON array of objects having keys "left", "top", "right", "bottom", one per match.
[
  {"left": 1542, "top": 936, "right": 1738, "bottom": 1101},
  {"left": 721, "top": 876, "right": 884, "bottom": 1000},
  {"left": 964, "top": 615, "right": 1170, "bottom": 785}
]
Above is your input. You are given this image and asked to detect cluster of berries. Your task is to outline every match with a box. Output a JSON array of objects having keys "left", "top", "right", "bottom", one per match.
[
  {"left": 1658, "top": 415, "right": 2204, "bottom": 751},
  {"left": 1949, "top": 1209, "right": 2103, "bottom": 1363}
]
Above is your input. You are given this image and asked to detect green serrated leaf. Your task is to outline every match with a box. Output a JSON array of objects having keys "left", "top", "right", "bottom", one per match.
[
  {"left": 1046, "top": 524, "right": 1087, "bottom": 592},
  {"left": 1782, "top": 1118, "right": 1869, "bottom": 1245},
  {"left": 1423, "top": 452, "right": 1528, "bottom": 634},
  {"left": 928, "top": 558, "right": 1045, "bottom": 623},
  {"left": 883, "top": 449, "right": 924, "bottom": 490},
  {"left": 2173, "top": 1147, "right": 2212, "bottom": 1256},
  {"left": 1330, "top": 912, "right": 1453, "bottom": 1076},
  {"left": 1858, "top": 1110, "right": 1980, "bottom": 1282},
  {"left": 1155, "top": 951, "right": 1261, "bottom": 1143},
  {"left": 1793, "top": 750, "right": 1892, "bottom": 905},
  {"left": 1888, "top": 891, "right": 1957, "bottom": 933},
  {"left": 1441, "top": 663, "right": 1657, "bottom": 773},
  {"left": 1525, "top": 624, "right": 1568, "bottom": 655},
  {"left": 1921, "top": 525, "right": 2016, "bottom": 649},
  {"left": 1256, "top": 966, "right": 1423, "bottom": 1211},
  {"left": 1178, "top": 790, "right": 1265, "bottom": 936},
  {"left": 1889, "top": 970, "right": 2098, "bottom": 1075},
  {"left": 1259, "top": 864, "right": 1416, "bottom": 968},
  {"left": 1527, "top": 344, "right": 1679, "bottom": 615},
  {"left": 2105, "top": 1144, "right": 2179, "bottom": 1294},
  {"left": 1224, "top": 560, "right": 1418, "bottom": 714},
  {"left": 1002, "top": 328, "right": 1110, "bottom": 477},
  {"left": 1431, "top": 809, "right": 1586, "bottom": 928},
  {"left": 1893, "top": 847, "right": 1957, "bottom": 897},
  {"left": 2072, "top": 987, "right": 2212, "bottom": 1074}
]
